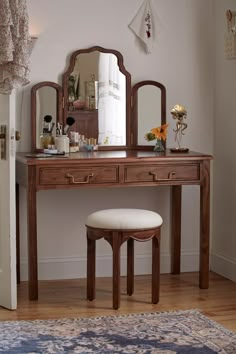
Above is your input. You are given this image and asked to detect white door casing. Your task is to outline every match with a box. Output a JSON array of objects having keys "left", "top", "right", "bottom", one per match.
[{"left": 0, "top": 93, "right": 17, "bottom": 310}]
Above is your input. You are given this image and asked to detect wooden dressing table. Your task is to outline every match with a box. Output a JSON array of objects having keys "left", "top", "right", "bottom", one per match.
[
  {"left": 16, "top": 149, "right": 212, "bottom": 300},
  {"left": 17, "top": 46, "right": 213, "bottom": 300}
]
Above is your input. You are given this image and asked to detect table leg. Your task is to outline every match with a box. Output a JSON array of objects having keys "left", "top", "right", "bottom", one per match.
[
  {"left": 111, "top": 232, "right": 121, "bottom": 310},
  {"left": 171, "top": 185, "right": 182, "bottom": 274},
  {"left": 200, "top": 160, "right": 210, "bottom": 289},
  {"left": 127, "top": 238, "right": 134, "bottom": 296},
  {"left": 27, "top": 166, "right": 38, "bottom": 300},
  {"left": 16, "top": 183, "right": 20, "bottom": 284}
]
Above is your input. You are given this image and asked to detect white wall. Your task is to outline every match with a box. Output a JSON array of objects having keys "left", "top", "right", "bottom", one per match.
[
  {"left": 211, "top": 0, "right": 236, "bottom": 282},
  {"left": 17, "top": 0, "right": 214, "bottom": 280}
]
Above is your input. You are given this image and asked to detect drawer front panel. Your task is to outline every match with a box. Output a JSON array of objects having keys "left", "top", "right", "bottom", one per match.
[
  {"left": 39, "top": 166, "right": 119, "bottom": 185},
  {"left": 125, "top": 164, "right": 199, "bottom": 183}
]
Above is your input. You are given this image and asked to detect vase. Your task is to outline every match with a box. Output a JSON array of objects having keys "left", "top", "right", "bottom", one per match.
[{"left": 153, "top": 139, "right": 164, "bottom": 152}]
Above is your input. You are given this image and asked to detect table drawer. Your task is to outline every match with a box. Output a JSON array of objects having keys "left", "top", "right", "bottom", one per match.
[
  {"left": 125, "top": 164, "right": 200, "bottom": 183},
  {"left": 39, "top": 166, "right": 119, "bottom": 185}
]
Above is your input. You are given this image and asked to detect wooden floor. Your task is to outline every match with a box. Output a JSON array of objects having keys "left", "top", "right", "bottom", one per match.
[{"left": 0, "top": 272, "right": 236, "bottom": 332}]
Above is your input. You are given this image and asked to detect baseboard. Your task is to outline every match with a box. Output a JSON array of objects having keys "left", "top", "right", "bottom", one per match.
[
  {"left": 20, "top": 251, "right": 200, "bottom": 281},
  {"left": 210, "top": 253, "right": 236, "bottom": 282}
]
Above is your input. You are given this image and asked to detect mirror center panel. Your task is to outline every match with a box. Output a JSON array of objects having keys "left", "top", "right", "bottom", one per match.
[{"left": 65, "top": 51, "right": 126, "bottom": 146}]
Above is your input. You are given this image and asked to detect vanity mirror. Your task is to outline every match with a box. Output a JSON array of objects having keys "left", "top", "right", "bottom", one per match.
[
  {"left": 31, "top": 46, "right": 131, "bottom": 152},
  {"left": 31, "top": 48, "right": 166, "bottom": 152},
  {"left": 62, "top": 46, "right": 131, "bottom": 147},
  {"left": 31, "top": 81, "right": 63, "bottom": 152},
  {"left": 131, "top": 80, "right": 166, "bottom": 149}
]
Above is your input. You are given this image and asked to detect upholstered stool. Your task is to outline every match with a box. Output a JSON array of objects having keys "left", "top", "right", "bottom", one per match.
[{"left": 86, "top": 208, "right": 163, "bottom": 309}]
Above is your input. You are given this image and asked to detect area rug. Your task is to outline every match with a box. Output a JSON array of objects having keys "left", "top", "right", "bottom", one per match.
[{"left": 0, "top": 310, "right": 236, "bottom": 353}]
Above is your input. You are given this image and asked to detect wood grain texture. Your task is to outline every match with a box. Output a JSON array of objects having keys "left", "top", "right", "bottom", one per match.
[
  {"left": 16, "top": 150, "right": 213, "bottom": 301},
  {"left": 86, "top": 226, "right": 161, "bottom": 310},
  {"left": 27, "top": 165, "right": 38, "bottom": 300},
  {"left": 16, "top": 183, "right": 20, "bottom": 284},
  {"left": 200, "top": 160, "right": 210, "bottom": 288},
  {"left": 171, "top": 185, "right": 182, "bottom": 274},
  {"left": 0, "top": 272, "right": 236, "bottom": 333}
]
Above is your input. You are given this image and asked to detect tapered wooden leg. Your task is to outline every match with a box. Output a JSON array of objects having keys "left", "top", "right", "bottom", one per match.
[
  {"left": 112, "top": 232, "right": 121, "bottom": 310},
  {"left": 87, "top": 235, "right": 96, "bottom": 301},
  {"left": 200, "top": 160, "right": 210, "bottom": 289},
  {"left": 152, "top": 232, "right": 160, "bottom": 304},
  {"left": 127, "top": 238, "right": 134, "bottom": 296},
  {"left": 16, "top": 183, "right": 20, "bottom": 284},
  {"left": 171, "top": 185, "right": 182, "bottom": 274},
  {"left": 27, "top": 166, "right": 38, "bottom": 300}
]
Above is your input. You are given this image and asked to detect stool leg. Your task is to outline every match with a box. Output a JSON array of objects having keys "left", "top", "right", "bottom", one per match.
[
  {"left": 112, "top": 232, "right": 121, "bottom": 310},
  {"left": 152, "top": 233, "right": 160, "bottom": 304},
  {"left": 127, "top": 238, "right": 134, "bottom": 296},
  {"left": 87, "top": 235, "right": 96, "bottom": 301}
]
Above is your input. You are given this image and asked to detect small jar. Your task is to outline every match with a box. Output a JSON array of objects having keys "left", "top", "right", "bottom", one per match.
[
  {"left": 40, "top": 133, "right": 55, "bottom": 149},
  {"left": 69, "top": 132, "right": 79, "bottom": 152},
  {"left": 55, "top": 135, "right": 70, "bottom": 153}
]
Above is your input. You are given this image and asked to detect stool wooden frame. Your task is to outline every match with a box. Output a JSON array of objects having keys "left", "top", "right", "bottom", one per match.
[{"left": 86, "top": 225, "right": 161, "bottom": 310}]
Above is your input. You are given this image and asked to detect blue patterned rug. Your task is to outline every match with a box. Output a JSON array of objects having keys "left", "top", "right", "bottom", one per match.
[{"left": 0, "top": 310, "right": 235, "bottom": 353}]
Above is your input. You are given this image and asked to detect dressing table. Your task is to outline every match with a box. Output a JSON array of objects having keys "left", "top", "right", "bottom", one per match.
[{"left": 16, "top": 46, "right": 212, "bottom": 300}]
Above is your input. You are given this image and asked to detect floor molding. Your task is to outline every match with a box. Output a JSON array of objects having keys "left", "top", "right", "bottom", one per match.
[
  {"left": 210, "top": 253, "right": 236, "bottom": 283},
  {"left": 20, "top": 251, "right": 200, "bottom": 280}
]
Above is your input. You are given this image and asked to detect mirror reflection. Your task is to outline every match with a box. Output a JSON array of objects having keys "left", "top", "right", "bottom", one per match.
[
  {"left": 36, "top": 86, "right": 57, "bottom": 148},
  {"left": 31, "top": 81, "right": 63, "bottom": 152},
  {"left": 132, "top": 80, "right": 166, "bottom": 148},
  {"left": 66, "top": 51, "right": 126, "bottom": 146},
  {"left": 137, "top": 85, "right": 162, "bottom": 145}
]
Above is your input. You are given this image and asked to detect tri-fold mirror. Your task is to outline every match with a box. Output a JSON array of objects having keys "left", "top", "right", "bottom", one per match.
[{"left": 31, "top": 46, "right": 166, "bottom": 152}]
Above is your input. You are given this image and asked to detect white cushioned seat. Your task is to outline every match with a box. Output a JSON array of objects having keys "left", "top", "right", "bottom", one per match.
[{"left": 86, "top": 208, "right": 163, "bottom": 230}]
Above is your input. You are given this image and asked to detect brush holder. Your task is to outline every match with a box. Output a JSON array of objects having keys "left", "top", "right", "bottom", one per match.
[{"left": 55, "top": 135, "right": 70, "bottom": 153}]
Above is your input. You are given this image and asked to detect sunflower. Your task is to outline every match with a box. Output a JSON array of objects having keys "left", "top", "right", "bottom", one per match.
[{"left": 150, "top": 124, "right": 169, "bottom": 141}]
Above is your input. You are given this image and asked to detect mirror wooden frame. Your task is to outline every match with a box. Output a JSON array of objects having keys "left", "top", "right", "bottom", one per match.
[
  {"left": 131, "top": 80, "right": 166, "bottom": 150},
  {"left": 31, "top": 81, "right": 63, "bottom": 152},
  {"left": 62, "top": 46, "right": 132, "bottom": 149}
]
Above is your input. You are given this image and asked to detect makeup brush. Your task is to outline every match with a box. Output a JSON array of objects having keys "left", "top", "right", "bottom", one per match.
[
  {"left": 64, "top": 116, "right": 75, "bottom": 134},
  {"left": 43, "top": 115, "right": 52, "bottom": 133}
]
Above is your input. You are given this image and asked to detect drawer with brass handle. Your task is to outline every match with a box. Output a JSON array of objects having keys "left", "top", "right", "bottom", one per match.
[
  {"left": 39, "top": 166, "right": 119, "bottom": 185},
  {"left": 124, "top": 164, "right": 200, "bottom": 183}
]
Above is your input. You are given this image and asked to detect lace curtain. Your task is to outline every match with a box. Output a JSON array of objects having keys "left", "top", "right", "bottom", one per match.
[
  {"left": 98, "top": 53, "right": 126, "bottom": 146},
  {"left": 0, "top": 0, "right": 30, "bottom": 94}
]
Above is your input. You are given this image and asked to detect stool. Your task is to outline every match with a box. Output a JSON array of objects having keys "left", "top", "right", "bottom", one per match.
[{"left": 86, "top": 208, "right": 163, "bottom": 309}]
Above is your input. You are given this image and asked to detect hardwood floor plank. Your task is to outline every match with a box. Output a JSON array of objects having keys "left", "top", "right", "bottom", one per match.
[{"left": 0, "top": 272, "right": 236, "bottom": 332}]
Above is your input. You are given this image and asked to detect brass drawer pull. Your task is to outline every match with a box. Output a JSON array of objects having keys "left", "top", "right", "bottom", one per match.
[
  {"left": 149, "top": 170, "right": 176, "bottom": 181},
  {"left": 65, "top": 173, "right": 94, "bottom": 184}
]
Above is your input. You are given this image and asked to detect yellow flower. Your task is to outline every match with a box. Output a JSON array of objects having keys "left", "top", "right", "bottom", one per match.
[{"left": 150, "top": 124, "right": 169, "bottom": 141}]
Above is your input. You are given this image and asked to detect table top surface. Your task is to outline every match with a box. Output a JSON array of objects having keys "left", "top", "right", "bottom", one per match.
[{"left": 16, "top": 149, "right": 213, "bottom": 165}]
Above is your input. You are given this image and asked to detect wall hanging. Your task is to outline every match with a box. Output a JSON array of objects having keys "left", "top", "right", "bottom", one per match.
[{"left": 128, "top": 0, "right": 162, "bottom": 54}]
